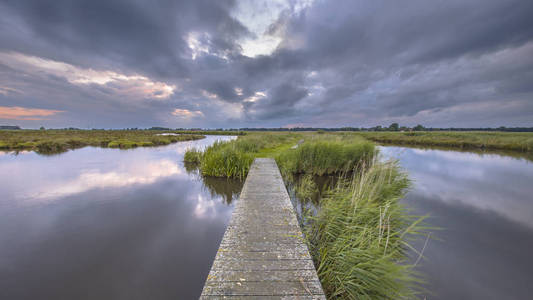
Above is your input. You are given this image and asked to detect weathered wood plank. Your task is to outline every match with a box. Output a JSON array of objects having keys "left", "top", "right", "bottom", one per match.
[
  {"left": 201, "top": 296, "right": 322, "bottom": 300},
  {"left": 200, "top": 158, "right": 325, "bottom": 299},
  {"left": 205, "top": 269, "right": 321, "bottom": 282},
  {"left": 202, "top": 280, "right": 324, "bottom": 296}
]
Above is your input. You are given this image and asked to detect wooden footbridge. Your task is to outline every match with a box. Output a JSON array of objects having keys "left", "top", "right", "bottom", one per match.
[{"left": 200, "top": 158, "right": 326, "bottom": 299}]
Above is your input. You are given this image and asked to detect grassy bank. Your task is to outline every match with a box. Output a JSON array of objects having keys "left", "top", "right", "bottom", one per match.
[
  {"left": 356, "top": 131, "right": 533, "bottom": 152},
  {"left": 0, "top": 130, "right": 205, "bottom": 154},
  {"left": 186, "top": 132, "right": 429, "bottom": 298}
]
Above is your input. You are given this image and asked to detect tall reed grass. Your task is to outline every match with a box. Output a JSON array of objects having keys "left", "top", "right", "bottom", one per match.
[
  {"left": 184, "top": 147, "right": 203, "bottom": 163},
  {"left": 276, "top": 140, "right": 375, "bottom": 176},
  {"left": 185, "top": 133, "right": 300, "bottom": 178},
  {"left": 199, "top": 140, "right": 254, "bottom": 179},
  {"left": 305, "top": 158, "right": 428, "bottom": 299}
]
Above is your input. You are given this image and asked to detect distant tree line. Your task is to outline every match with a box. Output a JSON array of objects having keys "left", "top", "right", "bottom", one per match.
[
  {"left": 2, "top": 125, "right": 533, "bottom": 132},
  {"left": 238, "top": 125, "right": 533, "bottom": 132},
  {"left": 0, "top": 125, "right": 21, "bottom": 130}
]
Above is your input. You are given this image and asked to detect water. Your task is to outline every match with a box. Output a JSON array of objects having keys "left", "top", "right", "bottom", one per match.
[
  {"left": 379, "top": 146, "right": 533, "bottom": 300},
  {"left": 2, "top": 139, "right": 532, "bottom": 299},
  {"left": 0, "top": 136, "right": 242, "bottom": 299}
]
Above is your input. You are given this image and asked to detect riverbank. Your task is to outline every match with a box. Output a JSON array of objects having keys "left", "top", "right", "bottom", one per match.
[
  {"left": 0, "top": 129, "right": 205, "bottom": 154},
  {"left": 355, "top": 131, "right": 533, "bottom": 153}
]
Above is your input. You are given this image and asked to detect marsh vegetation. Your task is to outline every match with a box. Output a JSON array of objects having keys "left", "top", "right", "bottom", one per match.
[
  {"left": 302, "top": 160, "right": 428, "bottom": 299},
  {"left": 185, "top": 132, "right": 430, "bottom": 299},
  {"left": 0, "top": 129, "right": 205, "bottom": 154},
  {"left": 356, "top": 131, "right": 533, "bottom": 153}
]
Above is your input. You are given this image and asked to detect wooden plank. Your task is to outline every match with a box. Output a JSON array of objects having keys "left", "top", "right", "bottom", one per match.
[{"left": 200, "top": 158, "right": 325, "bottom": 299}]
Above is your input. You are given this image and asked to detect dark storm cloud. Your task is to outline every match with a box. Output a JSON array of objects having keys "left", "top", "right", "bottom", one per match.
[
  {"left": 0, "top": 0, "right": 247, "bottom": 78},
  {"left": 245, "top": 81, "right": 308, "bottom": 120},
  {"left": 289, "top": 0, "right": 533, "bottom": 68},
  {"left": 263, "top": 0, "right": 533, "bottom": 123},
  {"left": 0, "top": 0, "right": 532, "bottom": 128}
]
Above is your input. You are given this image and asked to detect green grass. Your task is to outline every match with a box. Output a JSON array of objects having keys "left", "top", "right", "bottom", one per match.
[
  {"left": 186, "top": 132, "right": 376, "bottom": 179},
  {"left": 276, "top": 138, "right": 375, "bottom": 176},
  {"left": 306, "top": 159, "right": 429, "bottom": 299},
  {"left": 184, "top": 147, "right": 203, "bottom": 163},
  {"left": 199, "top": 140, "right": 255, "bottom": 180},
  {"left": 0, "top": 129, "right": 205, "bottom": 154},
  {"left": 185, "top": 132, "right": 303, "bottom": 178},
  {"left": 356, "top": 131, "right": 533, "bottom": 152}
]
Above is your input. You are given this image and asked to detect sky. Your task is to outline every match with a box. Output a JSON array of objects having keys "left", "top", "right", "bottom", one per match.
[{"left": 0, "top": 0, "right": 532, "bottom": 129}]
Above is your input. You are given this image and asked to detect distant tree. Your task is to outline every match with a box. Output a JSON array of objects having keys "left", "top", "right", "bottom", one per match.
[
  {"left": 413, "top": 124, "right": 425, "bottom": 131},
  {"left": 317, "top": 129, "right": 325, "bottom": 134},
  {"left": 388, "top": 123, "right": 399, "bottom": 131},
  {"left": 40, "top": 126, "right": 45, "bottom": 130},
  {"left": 0, "top": 125, "right": 21, "bottom": 130}
]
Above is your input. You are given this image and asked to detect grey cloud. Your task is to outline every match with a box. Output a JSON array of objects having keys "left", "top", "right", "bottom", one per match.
[{"left": 0, "top": 0, "right": 247, "bottom": 79}]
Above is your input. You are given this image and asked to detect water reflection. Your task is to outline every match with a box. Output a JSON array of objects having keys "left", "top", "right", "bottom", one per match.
[
  {"left": 286, "top": 174, "right": 339, "bottom": 226},
  {"left": 202, "top": 176, "right": 244, "bottom": 205},
  {"left": 380, "top": 146, "right": 533, "bottom": 300},
  {"left": 0, "top": 136, "right": 240, "bottom": 299},
  {"left": 183, "top": 162, "right": 244, "bottom": 205}
]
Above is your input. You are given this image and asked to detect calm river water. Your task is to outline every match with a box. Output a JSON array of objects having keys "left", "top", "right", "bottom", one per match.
[
  {"left": 380, "top": 146, "right": 533, "bottom": 300},
  {"left": 0, "top": 136, "right": 241, "bottom": 299},
  {"left": 1, "top": 138, "right": 532, "bottom": 299}
]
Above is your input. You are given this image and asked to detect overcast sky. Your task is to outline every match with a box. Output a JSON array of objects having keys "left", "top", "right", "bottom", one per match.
[{"left": 1, "top": 0, "right": 532, "bottom": 128}]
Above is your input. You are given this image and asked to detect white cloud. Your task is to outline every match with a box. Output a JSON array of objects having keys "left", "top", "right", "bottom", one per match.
[
  {"left": 185, "top": 31, "right": 229, "bottom": 60},
  {"left": 186, "top": 32, "right": 212, "bottom": 60},
  {"left": 0, "top": 52, "right": 176, "bottom": 100},
  {"left": 27, "top": 159, "right": 182, "bottom": 200},
  {"left": 231, "top": 0, "right": 315, "bottom": 57},
  {"left": 243, "top": 91, "right": 267, "bottom": 103},
  {"left": 171, "top": 108, "right": 204, "bottom": 118},
  {"left": 201, "top": 90, "right": 219, "bottom": 99}
]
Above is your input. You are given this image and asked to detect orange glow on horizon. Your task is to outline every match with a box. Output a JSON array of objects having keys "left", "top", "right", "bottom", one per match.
[{"left": 0, "top": 106, "right": 64, "bottom": 120}]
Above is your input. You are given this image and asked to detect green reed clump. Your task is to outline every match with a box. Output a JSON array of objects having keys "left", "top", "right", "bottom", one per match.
[
  {"left": 34, "top": 141, "right": 70, "bottom": 153},
  {"left": 199, "top": 141, "right": 254, "bottom": 179},
  {"left": 277, "top": 140, "right": 375, "bottom": 176},
  {"left": 294, "top": 174, "right": 318, "bottom": 203},
  {"left": 306, "top": 159, "right": 428, "bottom": 299},
  {"left": 187, "top": 133, "right": 301, "bottom": 178},
  {"left": 184, "top": 147, "right": 203, "bottom": 163}
]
